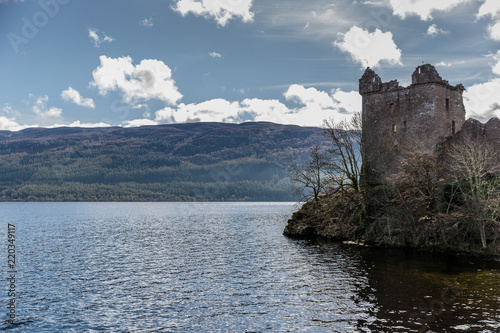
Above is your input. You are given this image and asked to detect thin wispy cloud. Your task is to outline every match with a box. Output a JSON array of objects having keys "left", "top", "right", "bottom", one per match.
[
  {"left": 139, "top": 18, "right": 154, "bottom": 27},
  {"left": 88, "top": 28, "right": 115, "bottom": 48},
  {"left": 209, "top": 52, "right": 222, "bottom": 58},
  {"left": 172, "top": 0, "right": 254, "bottom": 26},
  {"left": 256, "top": 1, "right": 359, "bottom": 42},
  {"left": 389, "top": 0, "right": 472, "bottom": 21},
  {"left": 30, "top": 94, "right": 62, "bottom": 118}
]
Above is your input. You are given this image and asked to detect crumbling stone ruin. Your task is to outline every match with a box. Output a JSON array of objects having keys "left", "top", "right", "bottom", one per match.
[{"left": 360, "top": 64, "right": 468, "bottom": 183}]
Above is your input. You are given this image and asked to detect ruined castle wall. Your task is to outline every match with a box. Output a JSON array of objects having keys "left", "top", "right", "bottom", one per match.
[
  {"left": 360, "top": 65, "right": 466, "bottom": 183},
  {"left": 484, "top": 118, "right": 500, "bottom": 146},
  {"left": 446, "top": 117, "right": 500, "bottom": 152}
]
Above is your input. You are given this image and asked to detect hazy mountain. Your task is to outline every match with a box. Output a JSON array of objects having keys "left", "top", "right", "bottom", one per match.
[{"left": 0, "top": 122, "right": 325, "bottom": 201}]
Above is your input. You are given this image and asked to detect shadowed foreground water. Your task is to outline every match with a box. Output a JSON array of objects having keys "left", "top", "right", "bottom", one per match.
[{"left": 1, "top": 202, "right": 499, "bottom": 332}]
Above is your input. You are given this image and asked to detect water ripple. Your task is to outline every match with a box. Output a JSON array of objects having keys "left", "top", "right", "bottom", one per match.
[{"left": 0, "top": 202, "right": 499, "bottom": 332}]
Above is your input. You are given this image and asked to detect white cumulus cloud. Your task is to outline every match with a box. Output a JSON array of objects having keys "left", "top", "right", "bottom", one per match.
[
  {"left": 334, "top": 26, "right": 402, "bottom": 68},
  {"left": 172, "top": 0, "right": 254, "bottom": 26},
  {"left": 240, "top": 98, "right": 290, "bottom": 124},
  {"left": 476, "top": 0, "right": 500, "bottom": 40},
  {"left": 283, "top": 85, "right": 360, "bottom": 126},
  {"left": 61, "top": 87, "right": 95, "bottom": 108},
  {"left": 488, "top": 22, "right": 500, "bottom": 40},
  {"left": 464, "top": 52, "right": 500, "bottom": 121},
  {"left": 91, "top": 55, "right": 182, "bottom": 106},
  {"left": 44, "top": 121, "right": 112, "bottom": 129},
  {"left": 155, "top": 107, "right": 176, "bottom": 122},
  {"left": 477, "top": 0, "right": 500, "bottom": 19},
  {"left": 464, "top": 79, "right": 500, "bottom": 121},
  {"left": 426, "top": 24, "right": 449, "bottom": 37},
  {"left": 285, "top": 84, "right": 337, "bottom": 110},
  {"left": 332, "top": 89, "right": 363, "bottom": 114},
  {"left": 173, "top": 99, "right": 241, "bottom": 123},
  {"left": 122, "top": 119, "right": 159, "bottom": 127},
  {"left": 65, "top": 121, "right": 111, "bottom": 128},
  {"left": 209, "top": 52, "right": 222, "bottom": 58},
  {"left": 390, "top": 0, "right": 471, "bottom": 20},
  {"left": 88, "top": 28, "right": 114, "bottom": 48},
  {"left": 30, "top": 94, "right": 62, "bottom": 118},
  {"left": 0, "top": 116, "right": 25, "bottom": 131},
  {"left": 154, "top": 85, "right": 360, "bottom": 127},
  {"left": 492, "top": 51, "right": 500, "bottom": 75}
]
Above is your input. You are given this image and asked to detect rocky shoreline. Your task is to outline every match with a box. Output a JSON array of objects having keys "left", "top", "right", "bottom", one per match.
[
  {"left": 283, "top": 191, "right": 365, "bottom": 242},
  {"left": 284, "top": 191, "right": 500, "bottom": 257}
]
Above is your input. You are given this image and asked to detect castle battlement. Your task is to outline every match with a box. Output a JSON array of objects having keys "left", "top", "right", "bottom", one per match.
[
  {"left": 360, "top": 64, "right": 466, "bottom": 183},
  {"left": 360, "top": 64, "right": 465, "bottom": 96}
]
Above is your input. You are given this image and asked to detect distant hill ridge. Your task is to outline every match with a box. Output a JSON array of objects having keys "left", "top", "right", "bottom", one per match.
[{"left": 0, "top": 122, "right": 325, "bottom": 201}]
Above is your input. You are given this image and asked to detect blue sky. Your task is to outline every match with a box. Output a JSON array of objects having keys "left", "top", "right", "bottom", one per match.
[{"left": 0, "top": 0, "right": 499, "bottom": 130}]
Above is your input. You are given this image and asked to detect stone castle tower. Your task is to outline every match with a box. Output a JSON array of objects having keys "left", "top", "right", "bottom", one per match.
[{"left": 359, "top": 64, "right": 466, "bottom": 183}]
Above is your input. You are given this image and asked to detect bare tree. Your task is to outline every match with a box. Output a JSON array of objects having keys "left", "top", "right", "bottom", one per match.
[
  {"left": 289, "top": 145, "right": 330, "bottom": 201},
  {"left": 389, "top": 152, "right": 442, "bottom": 211},
  {"left": 323, "top": 112, "right": 362, "bottom": 192},
  {"left": 446, "top": 135, "right": 500, "bottom": 249}
]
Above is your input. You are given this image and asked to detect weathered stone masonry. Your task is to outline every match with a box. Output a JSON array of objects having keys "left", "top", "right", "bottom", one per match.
[{"left": 360, "top": 64, "right": 466, "bottom": 183}]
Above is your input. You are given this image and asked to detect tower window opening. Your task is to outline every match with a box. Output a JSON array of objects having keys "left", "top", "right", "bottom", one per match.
[
  {"left": 452, "top": 120, "right": 456, "bottom": 134},
  {"left": 403, "top": 121, "right": 407, "bottom": 132},
  {"left": 392, "top": 124, "right": 397, "bottom": 133},
  {"left": 446, "top": 98, "right": 450, "bottom": 111},
  {"left": 390, "top": 103, "right": 395, "bottom": 111}
]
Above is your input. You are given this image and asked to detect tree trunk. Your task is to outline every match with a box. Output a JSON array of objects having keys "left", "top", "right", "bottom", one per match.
[{"left": 479, "top": 222, "right": 487, "bottom": 249}]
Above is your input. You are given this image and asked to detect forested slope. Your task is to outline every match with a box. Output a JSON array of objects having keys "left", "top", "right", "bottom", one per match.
[{"left": 0, "top": 122, "right": 325, "bottom": 201}]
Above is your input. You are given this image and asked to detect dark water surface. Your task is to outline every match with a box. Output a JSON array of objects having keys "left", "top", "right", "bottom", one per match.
[{"left": 1, "top": 202, "right": 499, "bottom": 332}]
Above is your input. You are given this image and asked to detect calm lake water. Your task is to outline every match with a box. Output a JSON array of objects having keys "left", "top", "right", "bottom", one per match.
[{"left": 1, "top": 202, "right": 500, "bottom": 332}]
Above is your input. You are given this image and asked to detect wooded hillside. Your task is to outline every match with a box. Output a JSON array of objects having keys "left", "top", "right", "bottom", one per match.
[{"left": 0, "top": 122, "right": 325, "bottom": 201}]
